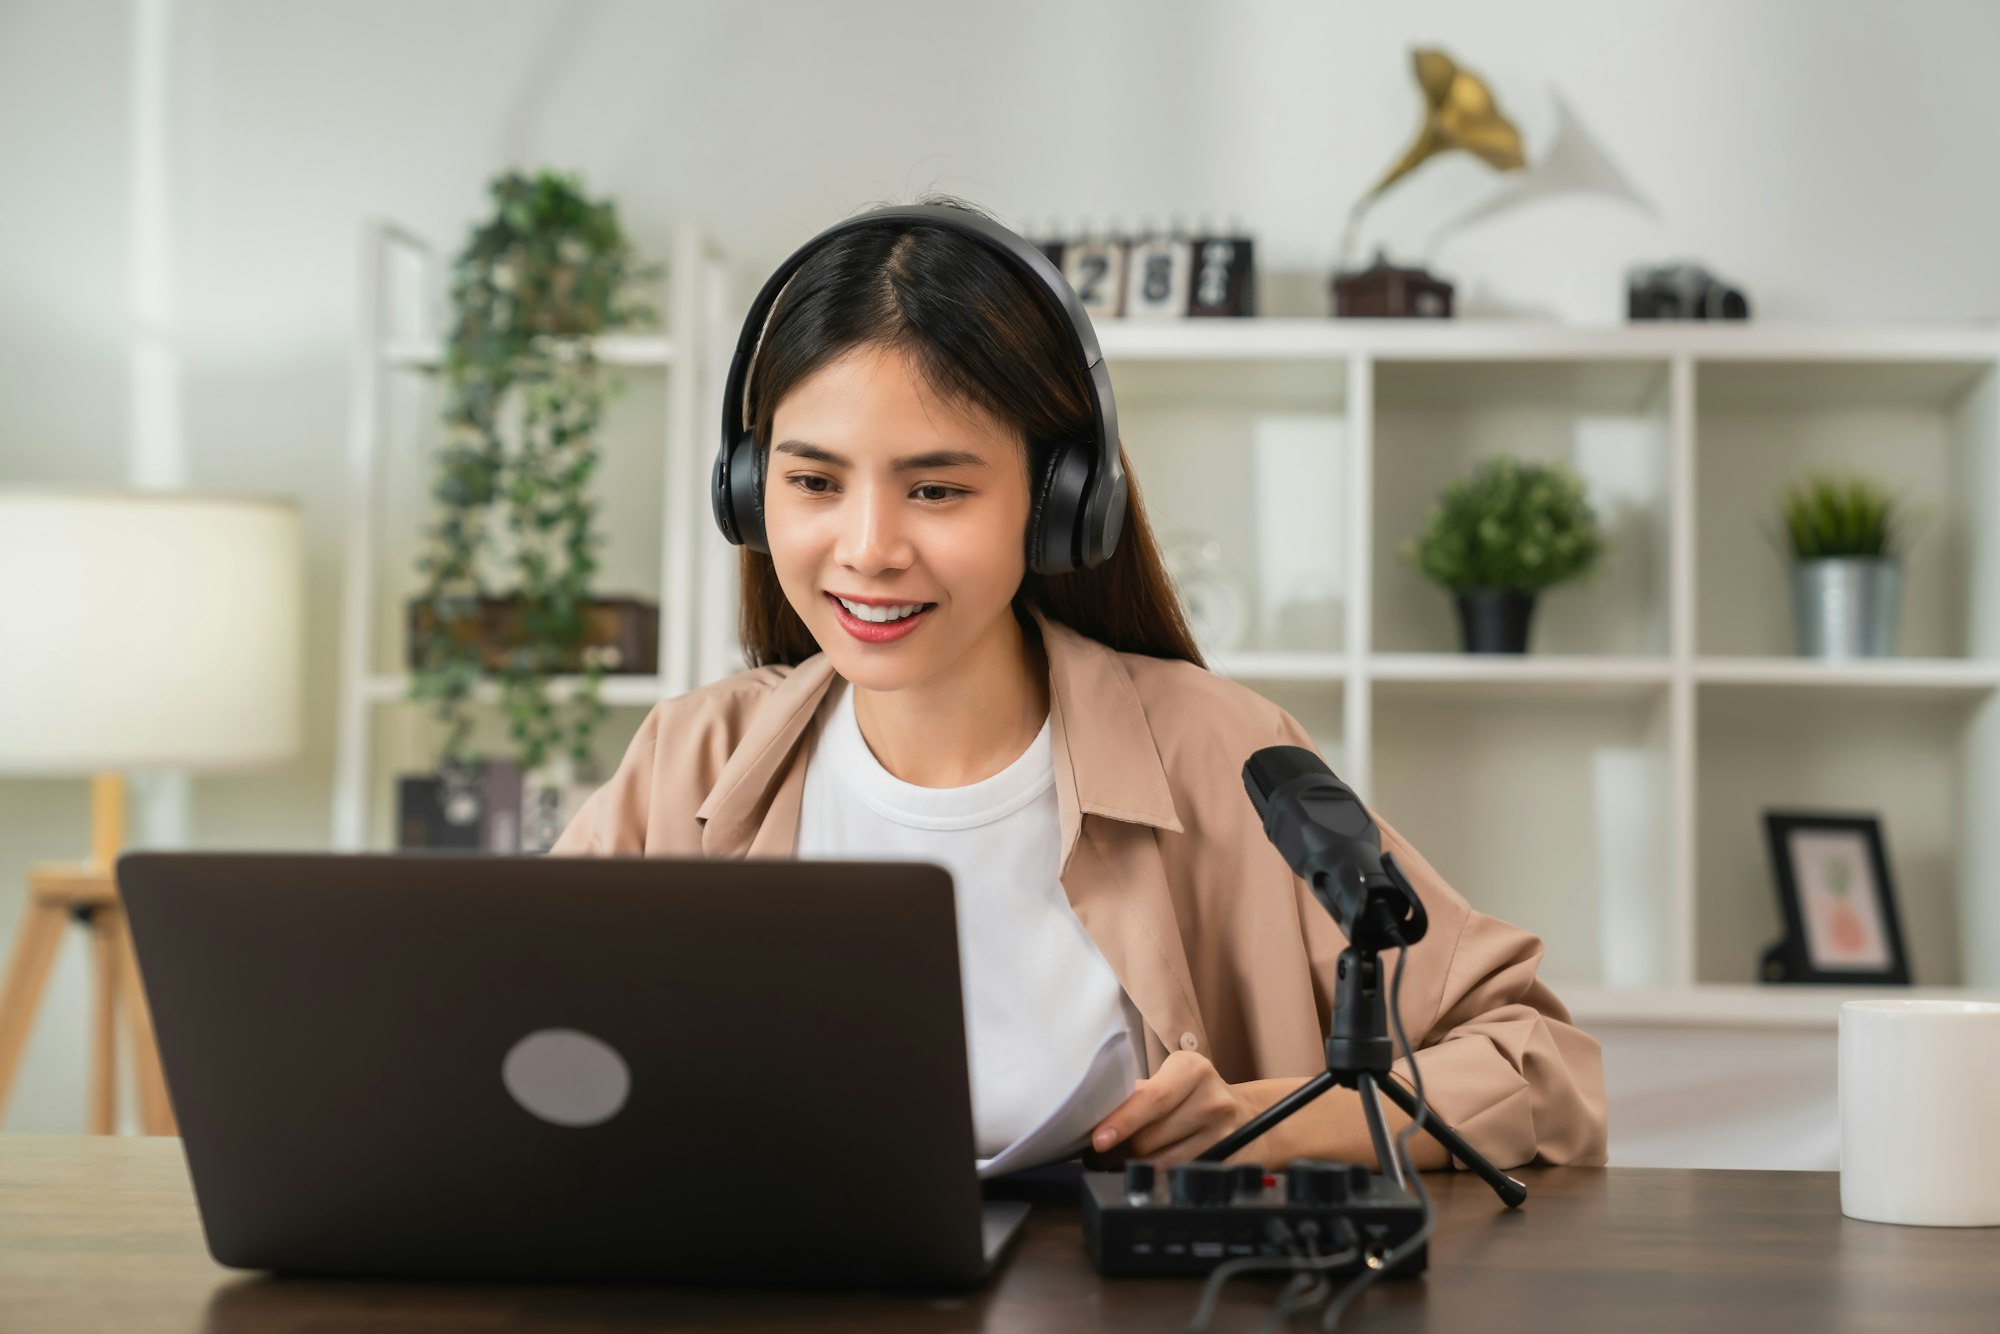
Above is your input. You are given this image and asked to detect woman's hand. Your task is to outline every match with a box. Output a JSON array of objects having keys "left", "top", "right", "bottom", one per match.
[{"left": 1089, "top": 1051, "right": 1264, "bottom": 1165}]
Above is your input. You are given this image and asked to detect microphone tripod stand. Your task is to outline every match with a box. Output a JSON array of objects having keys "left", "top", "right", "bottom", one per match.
[{"left": 1196, "top": 851, "right": 1527, "bottom": 1209}]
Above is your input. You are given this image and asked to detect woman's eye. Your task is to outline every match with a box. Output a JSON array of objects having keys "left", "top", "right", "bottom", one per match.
[{"left": 786, "top": 476, "right": 960, "bottom": 504}]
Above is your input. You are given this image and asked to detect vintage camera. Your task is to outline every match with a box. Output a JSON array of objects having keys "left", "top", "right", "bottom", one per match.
[{"left": 1627, "top": 262, "right": 1750, "bottom": 321}]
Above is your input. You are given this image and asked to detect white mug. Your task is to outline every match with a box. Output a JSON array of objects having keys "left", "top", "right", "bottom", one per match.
[{"left": 1839, "top": 998, "right": 2000, "bottom": 1226}]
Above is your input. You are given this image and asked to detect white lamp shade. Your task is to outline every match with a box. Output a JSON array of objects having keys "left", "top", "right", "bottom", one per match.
[{"left": 0, "top": 488, "right": 304, "bottom": 775}]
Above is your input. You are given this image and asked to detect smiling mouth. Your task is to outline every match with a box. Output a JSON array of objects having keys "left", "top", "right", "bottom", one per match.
[{"left": 827, "top": 593, "right": 938, "bottom": 624}]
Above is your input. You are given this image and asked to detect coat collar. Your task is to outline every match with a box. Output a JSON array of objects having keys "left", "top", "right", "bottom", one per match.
[{"left": 693, "top": 604, "right": 1184, "bottom": 861}]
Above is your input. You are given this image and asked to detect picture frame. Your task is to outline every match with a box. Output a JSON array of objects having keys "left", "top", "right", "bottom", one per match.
[{"left": 1758, "top": 811, "right": 1911, "bottom": 985}]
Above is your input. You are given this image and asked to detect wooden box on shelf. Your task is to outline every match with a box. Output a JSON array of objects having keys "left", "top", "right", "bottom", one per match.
[
  {"left": 1331, "top": 258, "right": 1453, "bottom": 319},
  {"left": 404, "top": 595, "right": 660, "bottom": 674}
]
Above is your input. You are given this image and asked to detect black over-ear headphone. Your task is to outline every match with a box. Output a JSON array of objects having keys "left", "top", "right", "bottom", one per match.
[{"left": 711, "top": 204, "right": 1127, "bottom": 574}]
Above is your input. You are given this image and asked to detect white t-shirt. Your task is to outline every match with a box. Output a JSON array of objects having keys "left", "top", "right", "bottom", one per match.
[{"left": 795, "top": 675, "right": 1146, "bottom": 1159}]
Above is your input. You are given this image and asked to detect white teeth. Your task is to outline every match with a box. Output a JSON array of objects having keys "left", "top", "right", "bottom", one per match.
[{"left": 836, "top": 596, "right": 930, "bottom": 623}]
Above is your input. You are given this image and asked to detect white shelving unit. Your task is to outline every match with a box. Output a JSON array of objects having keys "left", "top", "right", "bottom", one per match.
[
  {"left": 337, "top": 255, "right": 2000, "bottom": 1032},
  {"left": 687, "top": 317, "right": 2000, "bottom": 1028},
  {"left": 330, "top": 219, "right": 734, "bottom": 854}
]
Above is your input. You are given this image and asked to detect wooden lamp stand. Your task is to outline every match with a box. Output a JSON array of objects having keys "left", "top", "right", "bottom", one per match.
[{"left": 0, "top": 775, "right": 176, "bottom": 1135}]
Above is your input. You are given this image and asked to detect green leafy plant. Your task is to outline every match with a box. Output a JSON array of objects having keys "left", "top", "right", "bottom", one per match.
[
  {"left": 1402, "top": 455, "right": 1607, "bottom": 593},
  {"left": 408, "top": 168, "right": 661, "bottom": 793},
  {"left": 1769, "top": 473, "right": 1926, "bottom": 561}
]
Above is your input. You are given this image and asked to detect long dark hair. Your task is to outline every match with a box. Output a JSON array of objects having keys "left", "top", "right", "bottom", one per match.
[{"left": 737, "top": 195, "right": 1205, "bottom": 670}]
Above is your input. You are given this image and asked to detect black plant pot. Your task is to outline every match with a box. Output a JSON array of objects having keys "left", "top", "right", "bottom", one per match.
[{"left": 1453, "top": 590, "right": 1537, "bottom": 654}]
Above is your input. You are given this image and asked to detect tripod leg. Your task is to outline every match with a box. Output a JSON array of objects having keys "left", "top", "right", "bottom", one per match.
[
  {"left": 1196, "top": 1070, "right": 1339, "bottom": 1163},
  {"left": 1372, "top": 1071, "right": 1527, "bottom": 1208},
  {"left": 1355, "top": 1072, "right": 1405, "bottom": 1192}
]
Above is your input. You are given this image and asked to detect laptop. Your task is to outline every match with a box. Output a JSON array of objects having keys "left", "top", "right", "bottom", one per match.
[{"left": 116, "top": 850, "right": 1031, "bottom": 1288}]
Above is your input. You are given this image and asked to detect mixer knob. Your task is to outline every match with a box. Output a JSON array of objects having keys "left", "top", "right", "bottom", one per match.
[
  {"left": 1285, "top": 1159, "right": 1352, "bottom": 1206},
  {"left": 1169, "top": 1161, "right": 1236, "bottom": 1207},
  {"left": 1123, "top": 1161, "right": 1157, "bottom": 1197}
]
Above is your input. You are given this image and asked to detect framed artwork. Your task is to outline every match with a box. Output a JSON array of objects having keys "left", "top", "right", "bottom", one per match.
[{"left": 1759, "top": 811, "right": 1911, "bottom": 985}]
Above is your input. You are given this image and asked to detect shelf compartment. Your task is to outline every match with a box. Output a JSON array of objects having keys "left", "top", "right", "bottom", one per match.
[
  {"left": 371, "top": 370, "right": 672, "bottom": 678},
  {"left": 1695, "top": 358, "right": 1991, "bottom": 412},
  {"left": 1116, "top": 357, "right": 1349, "bottom": 658},
  {"left": 1693, "top": 686, "right": 1990, "bottom": 989},
  {"left": 1372, "top": 359, "right": 1669, "bottom": 413},
  {"left": 365, "top": 697, "right": 659, "bottom": 854},
  {"left": 1372, "top": 689, "right": 1675, "bottom": 987},
  {"left": 1694, "top": 357, "right": 2000, "bottom": 659},
  {"left": 1371, "top": 359, "right": 1673, "bottom": 658},
  {"left": 1107, "top": 356, "right": 1349, "bottom": 411}
]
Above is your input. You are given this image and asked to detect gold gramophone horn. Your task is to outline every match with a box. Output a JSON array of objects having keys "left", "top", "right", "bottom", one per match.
[{"left": 1341, "top": 48, "right": 1526, "bottom": 269}]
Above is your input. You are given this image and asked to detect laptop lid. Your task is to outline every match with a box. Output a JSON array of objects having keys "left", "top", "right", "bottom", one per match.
[{"left": 117, "top": 851, "right": 1016, "bottom": 1288}]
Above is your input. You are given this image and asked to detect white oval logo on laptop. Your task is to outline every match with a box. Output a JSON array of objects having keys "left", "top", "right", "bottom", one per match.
[{"left": 501, "top": 1028, "right": 631, "bottom": 1127}]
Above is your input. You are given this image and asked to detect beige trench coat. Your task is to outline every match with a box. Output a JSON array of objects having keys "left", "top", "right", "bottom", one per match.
[{"left": 549, "top": 605, "right": 1609, "bottom": 1169}]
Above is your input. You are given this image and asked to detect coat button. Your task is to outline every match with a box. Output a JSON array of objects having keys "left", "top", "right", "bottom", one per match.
[{"left": 1179, "top": 1032, "right": 1199, "bottom": 1052}]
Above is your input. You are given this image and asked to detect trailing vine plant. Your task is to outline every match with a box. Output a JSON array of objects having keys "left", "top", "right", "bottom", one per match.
[{"left": 408, "top": 169, "right": 660, "bottom": 820}]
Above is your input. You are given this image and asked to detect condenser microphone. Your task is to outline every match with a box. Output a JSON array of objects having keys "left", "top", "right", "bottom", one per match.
[{"left": 1241, "top": 746, "right": 1427, "bottom": 950}]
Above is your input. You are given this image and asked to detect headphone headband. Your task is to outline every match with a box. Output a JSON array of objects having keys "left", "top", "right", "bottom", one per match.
[{"left": 711, "top": 204, "right": 1125, "bottom": 574}]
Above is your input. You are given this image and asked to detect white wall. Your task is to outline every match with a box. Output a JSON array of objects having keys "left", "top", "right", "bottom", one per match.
[{"left": 2, "top": 0, "right": 1996, "bottom": 1136}]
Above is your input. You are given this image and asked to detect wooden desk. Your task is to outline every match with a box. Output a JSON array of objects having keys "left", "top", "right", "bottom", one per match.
[{"left": 3, "top": 1134, "right": 1994, "bottom": 1332}]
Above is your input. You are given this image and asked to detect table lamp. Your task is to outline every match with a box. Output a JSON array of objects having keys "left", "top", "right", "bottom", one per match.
[{"left": 0, "top": 487, "right": 303, "bottom": 1134}]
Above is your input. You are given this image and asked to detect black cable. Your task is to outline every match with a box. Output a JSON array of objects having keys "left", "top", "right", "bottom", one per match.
[
  {"left": 1318, "top": 928, "right": 1434, "bottom": 1333},
  {"left": 1180, "top": 1218, "right": 1360, "bottom": 1334},
  {"left": 1257, "top": 1222, "right": 1338, "bottom": 1334},
  {"left": 1180, "top": 1220, "right": 1294, "bottom": 1334},
  {"left": 1177, "top": 929, "right": 1438, "bottom": 1334},
  {"left": 1264, "top": 1271, "right": 1321, "bottom": 1330}
]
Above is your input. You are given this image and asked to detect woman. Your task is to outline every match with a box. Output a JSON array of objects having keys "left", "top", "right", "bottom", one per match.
[{"left": 550, "top": 197, "right": 1607, "bottom": 1173}]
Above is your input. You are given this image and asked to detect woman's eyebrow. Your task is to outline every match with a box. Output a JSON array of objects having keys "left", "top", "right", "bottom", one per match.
[{"left": 772, "top": 440, "right": 990, "bottom": 472}]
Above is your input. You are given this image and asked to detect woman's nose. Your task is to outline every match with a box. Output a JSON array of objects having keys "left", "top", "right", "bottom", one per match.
[{"left": 833, "top": 485, "right": 914, "bottom": 573}]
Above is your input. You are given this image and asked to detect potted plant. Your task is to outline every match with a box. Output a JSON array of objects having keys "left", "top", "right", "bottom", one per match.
[
  {"left": 1768, "top": 473, "right": 1926, "bottom": 658},
  {"left": 1403, "top": 455, "right": 1607, "bottom": 654},
  {"left": 408, "top": 168, "right": 661, "bottom": 835}
]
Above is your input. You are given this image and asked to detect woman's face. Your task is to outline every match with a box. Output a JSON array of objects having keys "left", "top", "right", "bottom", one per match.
[{"left": 764, "top": 342, "right": 1034, "bottom": 693}]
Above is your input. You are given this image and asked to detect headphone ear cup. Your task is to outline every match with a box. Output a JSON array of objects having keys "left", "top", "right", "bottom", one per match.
[
  {"left": 725, "top": 431, "right": 769, "bottom": 552},
  {"left": 1097, "top": 470, "right": 1127, "bottom": 566},
  {"left": 1028, "top": 443, "right": 1090, "bottom": 575}
]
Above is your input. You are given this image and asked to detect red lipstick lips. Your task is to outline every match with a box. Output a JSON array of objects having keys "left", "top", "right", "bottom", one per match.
[{"left": 826, "top": 592, "right": 935, "bottom": 644}]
